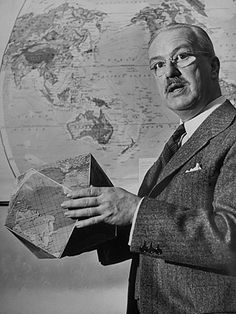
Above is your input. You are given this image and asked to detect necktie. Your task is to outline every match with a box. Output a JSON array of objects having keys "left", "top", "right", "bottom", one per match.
[{"left": 161, "top": 124, "right": 186, "bottom": 167}]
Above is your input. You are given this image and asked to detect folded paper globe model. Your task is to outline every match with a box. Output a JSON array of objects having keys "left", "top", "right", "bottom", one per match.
[{"left": 5, "top": 154, "right": 116, "bottom": 258}]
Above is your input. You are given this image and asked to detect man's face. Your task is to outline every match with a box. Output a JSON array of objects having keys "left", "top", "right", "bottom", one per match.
[{"left": 148, "top": 28, "right": 215, "bottom": 120}]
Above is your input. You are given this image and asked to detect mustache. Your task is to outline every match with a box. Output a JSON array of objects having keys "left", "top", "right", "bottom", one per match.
[{"left": 165, "top": 77, "right": 188, "bottom": 93}]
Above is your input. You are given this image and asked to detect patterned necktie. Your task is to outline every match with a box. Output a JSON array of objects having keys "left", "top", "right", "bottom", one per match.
[{"left": 161, "top": 124, "right": 186, "bottom": 167}]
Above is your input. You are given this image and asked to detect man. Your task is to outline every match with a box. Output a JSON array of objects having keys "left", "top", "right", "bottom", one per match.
[{"left": 61, "top": 23, "right": 236, "bottom": 313}]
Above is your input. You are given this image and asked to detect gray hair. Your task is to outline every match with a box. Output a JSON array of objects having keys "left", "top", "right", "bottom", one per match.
[{"left": 148, "top": 23, "right": 216, "bottom": 57}]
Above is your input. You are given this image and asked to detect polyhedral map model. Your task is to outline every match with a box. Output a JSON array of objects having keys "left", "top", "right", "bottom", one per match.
[
  {"left": 5, "top": 154, "right": 116, "bottom": 258},
  {"left": 0, "top": 0, "right": 236, "bottom": 194}
]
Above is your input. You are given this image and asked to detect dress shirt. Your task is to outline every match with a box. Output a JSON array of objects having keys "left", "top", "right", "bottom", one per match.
[
  {"left": 182, "top": 95, "right": 226, "bottom": 145},
  {"left": 128, "top": 95, "right": 227, "bottom": 245}
]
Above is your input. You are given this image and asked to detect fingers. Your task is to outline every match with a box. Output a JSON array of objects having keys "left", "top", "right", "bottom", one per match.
[
  {"left": 74, "top": 215, "right": 104, "bottom": 228},
  {"left": 66, "top": 186, "right": 101, "bottom": 199},
  {"left": 61, "top": 195, "right": 99, "bottom": 209},
  {"left": 61, "top": 186, "right": 105, "bottom": 225},
  {"left": 64, "top": 206, "right": 106, "bottom": 229},
  {"left": 64, "top": 206, "right": 99, "bottom": 218}
]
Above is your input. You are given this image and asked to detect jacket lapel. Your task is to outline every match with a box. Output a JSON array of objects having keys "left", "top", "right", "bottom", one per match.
[{"left": 148, "top": 100, "right": 236, "bottom": 197}]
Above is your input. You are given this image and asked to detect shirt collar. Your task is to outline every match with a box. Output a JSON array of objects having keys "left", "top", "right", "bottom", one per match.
[{"left": 182, "top": 95, "right": 226, "bottom": 143}]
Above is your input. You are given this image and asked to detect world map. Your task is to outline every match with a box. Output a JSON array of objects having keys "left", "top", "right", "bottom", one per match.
[{"left": 0, "top": 0, "right": 236, "bottom": 193}]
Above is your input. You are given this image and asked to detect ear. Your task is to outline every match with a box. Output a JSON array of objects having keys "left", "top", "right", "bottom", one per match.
[{"left": 210, "top": 56, "right": 220, "bottom": 80}]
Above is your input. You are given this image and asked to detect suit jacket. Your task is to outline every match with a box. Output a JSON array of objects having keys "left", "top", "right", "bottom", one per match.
[{"left": 98, "top": 100, "right": 236, "bottom": 314}]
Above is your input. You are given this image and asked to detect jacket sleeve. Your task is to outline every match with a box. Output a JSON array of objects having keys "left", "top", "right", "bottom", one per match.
[
  {"left": 97, "top": 225, "right": 133, "bottom": 265},
  {"left": 130, "top": 133, "right": 236, "bottom": 275}
]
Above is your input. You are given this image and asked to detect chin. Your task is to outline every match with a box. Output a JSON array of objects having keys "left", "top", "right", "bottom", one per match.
[
  {"left": 167, "top": 101, "right": 192, "bottom": 112},
  {"left": 167, "top": 94, "right": 198, "bottom": 112}
]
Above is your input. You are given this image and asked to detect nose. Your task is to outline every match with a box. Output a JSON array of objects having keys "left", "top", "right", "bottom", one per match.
[{"left": 165, "top": 60, "right": 181, "bottom": 78}]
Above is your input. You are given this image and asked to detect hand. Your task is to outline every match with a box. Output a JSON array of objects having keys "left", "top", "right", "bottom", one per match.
[{"left": 61, "top": 186, "right": 141, "bottom": 228}]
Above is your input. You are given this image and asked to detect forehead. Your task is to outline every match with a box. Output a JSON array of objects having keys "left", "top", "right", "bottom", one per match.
[{"left": 148, "top": 28, "right": 198, "bottom": 58}]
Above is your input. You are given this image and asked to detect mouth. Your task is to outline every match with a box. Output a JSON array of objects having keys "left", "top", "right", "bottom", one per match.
[{"left": 166, "top": 82, "right": 186, "bottom": 95}]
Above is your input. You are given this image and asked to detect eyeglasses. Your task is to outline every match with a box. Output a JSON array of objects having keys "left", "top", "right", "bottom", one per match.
[{"left": 150, "top": 51, "right": 210, "bottom": 77}]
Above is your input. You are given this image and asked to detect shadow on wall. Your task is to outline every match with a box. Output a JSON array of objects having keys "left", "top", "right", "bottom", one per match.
[{"left": 0, "top": 207, "right": 130, "bottom": 314}]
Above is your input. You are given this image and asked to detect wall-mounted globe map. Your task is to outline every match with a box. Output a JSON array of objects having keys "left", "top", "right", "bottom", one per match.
[{"left": 1, "top": 0, "right": 236, "bottom": 192}]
